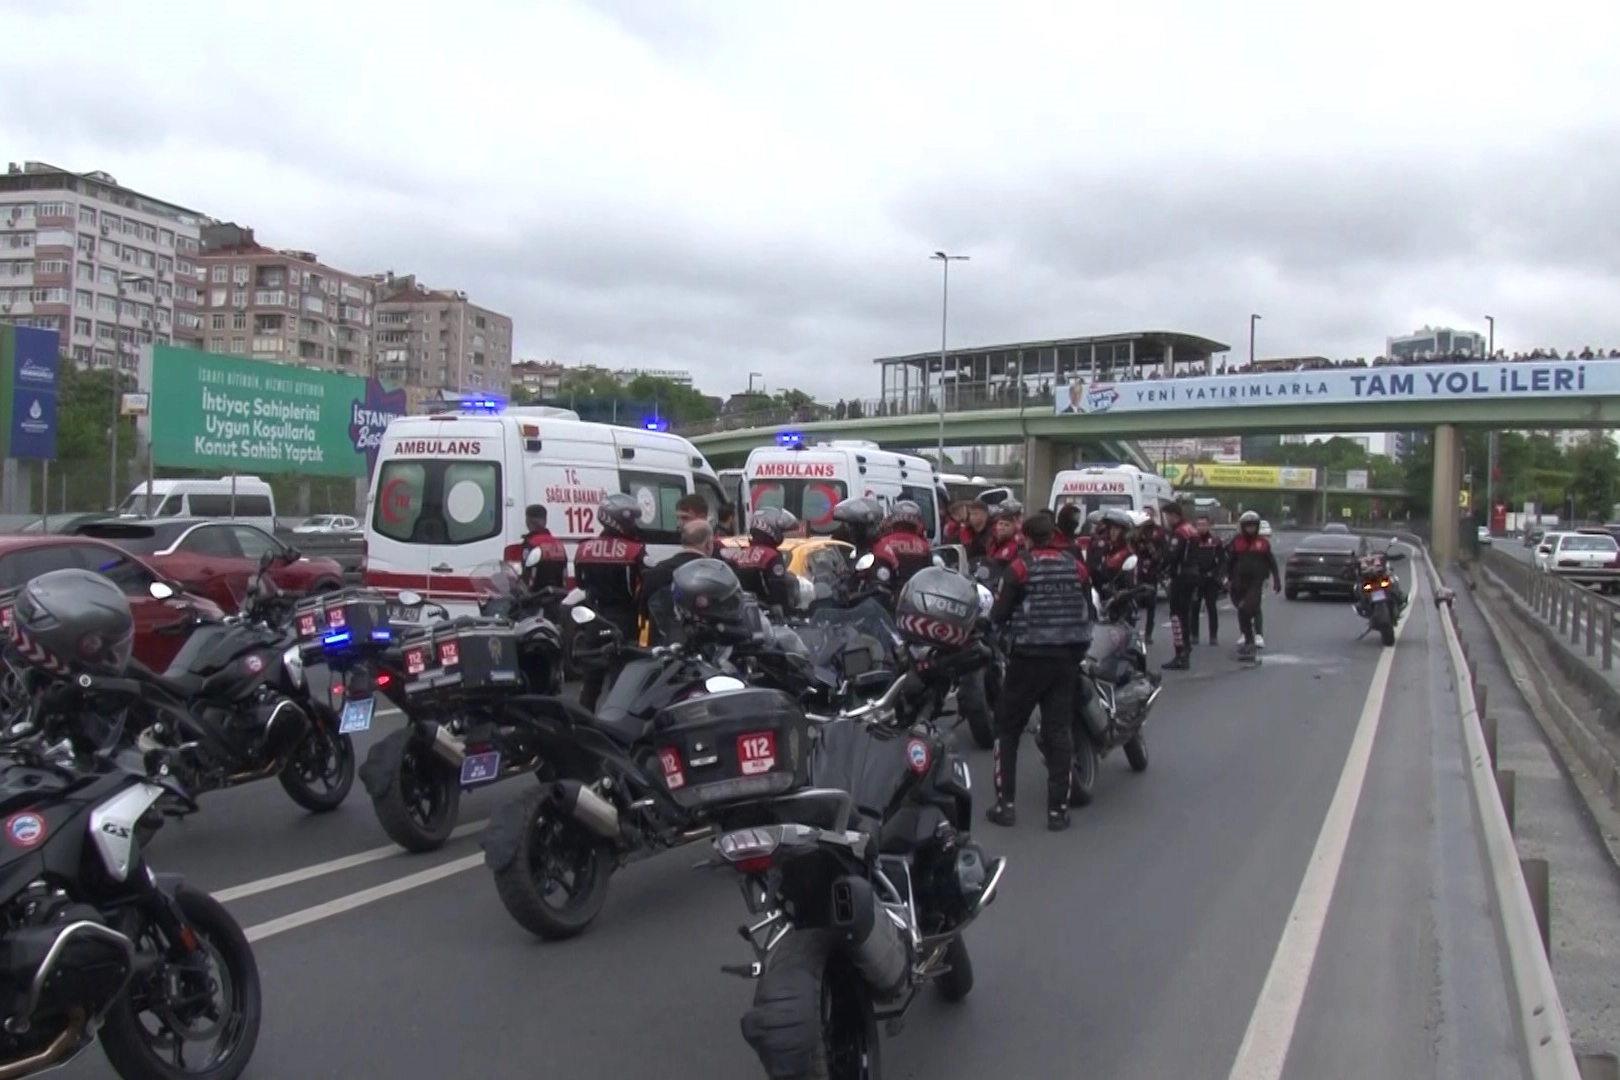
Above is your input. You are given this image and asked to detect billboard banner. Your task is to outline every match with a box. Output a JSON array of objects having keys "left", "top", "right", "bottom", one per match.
[
  {"left": 1159, "top": 463, "right": 1318, "bottom": 490},
  {"left": 1058, "top": 360, "right": 1612, "bottom": 416},
  {"left": 0, "top": 326, "right": 60, "bottom": 461},
  {"left": 148, "top": 346, "right": 405, "bottom": 478}
]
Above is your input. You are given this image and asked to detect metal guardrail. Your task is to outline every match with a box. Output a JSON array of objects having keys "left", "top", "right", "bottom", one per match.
[
  {"left": 1422, "top": 546, "right": 1582, "bottom": 1078},
  {"left": 276, "top": 532, "right": 365, "bottom": 579},
  {"left": 1481, "top": 548, "right": 1620, "bottom": 672}
]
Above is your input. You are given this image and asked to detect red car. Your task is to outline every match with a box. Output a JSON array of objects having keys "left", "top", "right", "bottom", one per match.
[
  {"left": 0, "top": 535, "right": 225, "bottom": 671},
  {"left": 70, "top": 518, "right": 346, "bottom": 615}
]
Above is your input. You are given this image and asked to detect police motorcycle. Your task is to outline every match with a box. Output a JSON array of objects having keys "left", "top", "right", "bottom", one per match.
[
  {"left": 344, "top": 552, "right": 568, "bottom": 853},
  {"left": 697, "top": 568, "right": 1007, "bottom": 1080},
  {"left": 7, "top": 558, "right": 354, "bottom": 815},
  {"left": 1346, "top": 546, "right": 1409, "bottom": 647},
  {"left": 481, "top": 558, "right": 837, "bottom": 941},
  {"left": 1056, "top": 554, "right": 1160, "bottom": 806},
  {"left": 0, "top": 570, "right": 262, "bottom": 1080}
]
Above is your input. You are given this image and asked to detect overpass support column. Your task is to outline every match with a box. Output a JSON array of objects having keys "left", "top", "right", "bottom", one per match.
[
  {"left": 1431, "top": 424, "right": 1461, "bottom": 563},
  {"left": 1025, "top": 436, "right": 1057, "bottom": 511}
]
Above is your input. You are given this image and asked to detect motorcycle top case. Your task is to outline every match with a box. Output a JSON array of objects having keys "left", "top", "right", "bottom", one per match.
[
  {"left": 399, "top": 622, "right": 521, "bottom": 700},
  {"left": 295, "top": 587, "right": 392, "bottom": 654},
  {"left": 652, "top": 687, "right": 811, "bottom": 810}
]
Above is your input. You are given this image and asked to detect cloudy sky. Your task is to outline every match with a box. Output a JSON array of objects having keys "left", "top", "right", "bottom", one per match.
[{"left": 4, "top": 0, "right": 1618, "bottom": 399}]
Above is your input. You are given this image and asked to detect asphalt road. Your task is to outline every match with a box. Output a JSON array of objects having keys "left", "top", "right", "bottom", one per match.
[{"left": 56, "top": 538, "right": 1525, "bottom": 1080}]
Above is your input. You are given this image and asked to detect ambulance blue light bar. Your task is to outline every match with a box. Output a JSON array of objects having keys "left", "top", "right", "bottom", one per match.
[
  {"left": 645, "top": 418, "right": 669, "bottom": 432},
  {"left": 459, "top": 394, "right": 506, "bottom": 413},
  {"left": 777, "top": 431, "right": 803, "bottom": 448}
]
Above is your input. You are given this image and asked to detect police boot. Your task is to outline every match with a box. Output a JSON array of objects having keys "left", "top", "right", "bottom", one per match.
[
  {"left": 986, "top": 801, "right": 1017, "bottom": 828},
  {"left": 1047, "top": 804, "right": 1071, "bottom": 832},
  {"left": 1163, "top": 648, "right": 1191, "bottom": 670}
]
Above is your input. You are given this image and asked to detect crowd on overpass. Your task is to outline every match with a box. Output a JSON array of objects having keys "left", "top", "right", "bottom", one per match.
[{"left": 1181, "top": 344, "right": 1620, "bottom": 380}]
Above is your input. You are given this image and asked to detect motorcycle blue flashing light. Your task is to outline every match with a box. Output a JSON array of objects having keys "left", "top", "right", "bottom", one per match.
[
  {"left": 370, "top": 629, "right": 393, "bottom": 642},
  {"left": 322, "top": 630, "right": 353, "bottom": 648},
  {"left": 777, "top": 431, "right": 803, "bottom": 448}
]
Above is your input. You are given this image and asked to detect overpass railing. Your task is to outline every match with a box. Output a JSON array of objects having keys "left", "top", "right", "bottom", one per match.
[{"left": 674, "top": 391, "right": 1053, "bottom": 437}]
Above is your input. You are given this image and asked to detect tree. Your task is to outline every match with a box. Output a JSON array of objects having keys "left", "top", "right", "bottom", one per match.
[
  {"left": 624, "top": 376, "right": 716, "bottom": 425},
  {"left": 772, "top": 388, "right": 815, "bottom": 410},
  {"left": 1567, "top": 435, "right": 1620, "bottom": 520},
  {"left": 554, "top": 366, "right": 622, "bottom": 402}
]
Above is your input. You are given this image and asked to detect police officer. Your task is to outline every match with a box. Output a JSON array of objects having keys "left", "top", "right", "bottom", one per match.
[
  {"left": 871, "top": 500, "right": 933, "bottom": 591},
  {"left": 573, "top": 494, "right": 648, "bottom": 710},
  {"left": 986, "top": 512, "right": 1093, "bottom": 832},
  {"left": 724, "top": 506, "right": 797, "bottom": 614},
  {"left": 1160, "top": 502, "right": 1201, "bottom": 670},
  {"left": 1186, "top": 515, "right": 1225, "bottom": 646},
  {"left": 1090, "top": 508, "right": 1138, "bottom": 599},
  {"left": 521, "top": 504, "right": 568, "bottom": 592},
  {"left": 1055, "top": 503, "right": 1085, "bottom": 556},
  {"left": 1226, "top": 511, "right": 1281, "bottom": 659},
  {"left": 984, "top": 502, "right": 1023, "bottom": 565},
  {"left": 829, "top": 495, "right": 885, "bottom": 559},
  {"left": 1134, "top": 508, "right": 1168, "bottom": 645}
]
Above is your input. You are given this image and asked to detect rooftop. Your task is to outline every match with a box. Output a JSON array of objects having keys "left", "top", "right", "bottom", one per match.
[
  {"left": 1, "top": 160, "right": 205, "bottom": 225},
  {"left": 873, "top": 330, "right": 1233, "bottom": 368}
]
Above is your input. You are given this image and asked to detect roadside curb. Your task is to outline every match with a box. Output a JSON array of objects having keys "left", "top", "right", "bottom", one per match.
[{"left": 1467, "top": 561, "right": 1620, "bottom": 825}]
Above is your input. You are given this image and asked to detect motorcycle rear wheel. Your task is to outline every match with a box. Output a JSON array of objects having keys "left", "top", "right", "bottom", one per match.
[
  {"left": 1069, "top": 741, "right": 1098, "bottom": 807},
  {"left": 490, "top": 785, "right": 614, "bottom": 941},
  {"left": 277, "top": 727, "right": 354, "bottom": 812},
  {"left": 367, "top": 731, "right": 462, "bottom": 853},
  {"left": 1379, "top": 623, "right": 1396, "bottom": 647}
]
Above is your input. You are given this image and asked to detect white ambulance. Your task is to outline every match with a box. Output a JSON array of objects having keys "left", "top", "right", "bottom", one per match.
[
  {"left": 1048, "top": 464, "right": 1173, "bottom": 517},
  {"left": 363, "top": 401, "right": 727, "bottom": 615},
  {"left": 742, "top": 435, "right": 947, "bottom": 542}
]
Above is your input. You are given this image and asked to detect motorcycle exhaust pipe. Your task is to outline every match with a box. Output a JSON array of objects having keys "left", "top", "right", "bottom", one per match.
[
  {"left": 547, "top": 779, "right": 620, "bottom": 841},
  {"left": 829, "top": 876, "right": 908, "bottom": 998},
  {"left": 427, "top": 724, "right": 466, "bottom": 767}
]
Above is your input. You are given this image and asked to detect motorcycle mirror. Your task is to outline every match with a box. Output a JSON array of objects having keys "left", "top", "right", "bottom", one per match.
[
  {"left": 396, "top": 590, "right": 424, "bottom": 608},
  {"left": 703, "top": 675, "right": 747, "bottom": 693},
  {"left": 855, "top": 552, "right": 876, "bottom": 572},
  {"left": 148, "top": 581, "right": 176, "bottom": 601},
  {"left": 571, "top": 606, "right": 598, "bottom": 626},
  {"left": 523, "top": 546, "right": 544, "bottom": 569},
  {"left": 932, "top": 554, "right": 945, "bottom": 568},
  {"left": 562, "top": 587, "right": 588, "bottom": 607},
  {"left": 1122, "top": 554, "right": 1140, "bottom": 573}
]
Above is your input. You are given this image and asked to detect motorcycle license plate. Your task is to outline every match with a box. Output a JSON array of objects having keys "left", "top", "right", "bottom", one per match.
[
  {"left": 1370, "top": 590, "right": 1387, "bottom": 601},
  {"left": 1307, "top": 576, "right": 1336, "bottom": 584},
  {"left": 339, "top": 696, "right": 375, "bottom": 734},
  {"left": 387, "top": 603, "right": 422, "bottom": 623},
  {"left": 461, "top": 751, "right": 502, "bottom": 786},
  {"left": 737, "top": 732, "right": 777, "bottom": 776}
]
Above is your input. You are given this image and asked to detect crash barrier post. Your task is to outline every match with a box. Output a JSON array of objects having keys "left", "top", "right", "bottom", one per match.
[
  {"left": 1419, "top": 545, "right": 1581, "bottom": 1079},
  {"left": 1578, "top": 1052, "right": 1620, "bottom": 1080}
]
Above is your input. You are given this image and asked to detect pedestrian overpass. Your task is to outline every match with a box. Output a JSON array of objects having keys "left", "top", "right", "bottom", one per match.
[{"left": 685, "top": 357, "right": 1620, "bottom": 561}]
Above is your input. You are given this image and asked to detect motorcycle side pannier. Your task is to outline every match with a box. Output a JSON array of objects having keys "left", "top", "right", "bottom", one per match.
[
  {"left": 401, "top": 623, "right": 522, "bottom": 700},
  {"left": 652, "top": 688, "right": 811, "bottom": 810}
]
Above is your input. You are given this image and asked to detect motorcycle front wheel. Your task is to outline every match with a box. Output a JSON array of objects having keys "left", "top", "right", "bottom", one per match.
[
  {"left": 99, "top": 886, "right": 262, "bottom": 1080},
  {"left": 277, "top": 724, "right": 355, "bottom": 812},
  {"left": 489, "top": 785, "right": 614, "bottom": 941}
]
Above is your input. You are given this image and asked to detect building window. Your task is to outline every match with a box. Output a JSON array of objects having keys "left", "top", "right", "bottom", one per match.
[
  {"left": 211, "top": 266, "right": 228, "bottom": 283},
  {"left": 210, "top": 313, "right": 225, "bottom": 331},
  {"left": 209, "top": 336, "right": 226, "bottom": 352},
  {"left": 230, "top": 337, "right": 245, "bottom": 354},
  {"left": 231, "top": 312, "right": 246, "bottom": 330},
  {"left": 232, "top": 289, "right": 246, "bottom": 307}
]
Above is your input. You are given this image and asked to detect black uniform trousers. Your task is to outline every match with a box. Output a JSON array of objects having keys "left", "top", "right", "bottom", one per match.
[
  {"left": 1192, "top": 576, "right": 1221, "bottom": 641},
  {"left": 993, "top": 645, "right": 1085, "bottom": 809},
  {"left": 1168, "top": 576, "right": 1200, "bottom": 651},
  {"left": 580, "top": 606, "right": 638, "bottom": 711}
]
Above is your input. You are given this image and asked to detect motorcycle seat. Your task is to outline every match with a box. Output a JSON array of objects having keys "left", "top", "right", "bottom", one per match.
[
  {"left": 876, "top": 804, "right": 948, "bottom": 855},
  {"left": 129, "top": 659, "right": 205, "bottom": 701}
]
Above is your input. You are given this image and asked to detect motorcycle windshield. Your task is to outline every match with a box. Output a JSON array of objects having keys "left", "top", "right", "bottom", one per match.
[
  {"left": 1086, "top": 623, "right": 1132, "bottom": 663},
  {"left": 808, "top": 598, "right": 900, "bottom": 654},
  {"left": 470, "top": 561, "right": 522, "bottom": 613},
  {"left": 597, "top": 655, "right": 692, "bottom": 730},
  {"left": 806, "top": 720, "right": 917, "bottom": 828}
]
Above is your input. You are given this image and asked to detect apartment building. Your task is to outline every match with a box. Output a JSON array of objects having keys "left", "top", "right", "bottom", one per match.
[
  {"left": 197, "top": 223, "right": 373, "bottom": 374},
  {"left": 372, "top": 272, "right": 512, "bottom": 396},
  {"left": 0, "top": 160, "right": 207, "bottom": 369},
  {"left": 512, "top": 359, "right": 565, "bottom": 398}
]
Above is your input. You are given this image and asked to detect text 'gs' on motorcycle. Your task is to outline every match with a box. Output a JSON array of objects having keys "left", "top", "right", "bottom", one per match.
[
  {"left": 1060, "top": 555, "right": 1161, "bottom": 807},
  {"left": 334, "top": 558, "right": 567, "bottom": 852},
  {"left": 708, "top": 669, "right": 1007, "bottom": 1080},
  {"left": 11, "top": 565, "right": 354, "bottom": 815},
  {"left": 1352, "top": 547, "right": 1408, "bottom": 647}
]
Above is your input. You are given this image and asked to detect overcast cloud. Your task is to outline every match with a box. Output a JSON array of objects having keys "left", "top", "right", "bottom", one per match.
[{"left": 3, "top": 0, "right": 1618, "bottom": 399}]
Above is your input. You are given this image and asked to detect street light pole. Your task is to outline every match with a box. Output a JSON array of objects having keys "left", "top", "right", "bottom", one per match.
[
  {"left": 1248, "top": 313, "right": 1262, "bottom": 366},
  {"left": 1484, "top": 315, "right": 1497, "bottom": 525},
  {"left": 931, "top": 251, "right": 969, "bottom": 465},
  {"left": 109, "top": 271, "right": 143, "bottom": 511}
]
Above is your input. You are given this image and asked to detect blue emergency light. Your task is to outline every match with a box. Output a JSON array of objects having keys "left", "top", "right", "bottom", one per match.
[
  {"left": 322, "top": 629, "right": 352, "bottom": 649},
  {"left": 459, "top": 394, "right": 506, "bottom": 413},
  {"left": 644, "top": 418, "right": 669, "bottom": 432},
  {"left": 777, "top": 431, "right": 803, "bottom": 448}
]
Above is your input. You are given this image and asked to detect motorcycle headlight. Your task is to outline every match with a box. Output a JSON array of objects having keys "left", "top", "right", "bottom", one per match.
[{"left": 281, "top": 645, "right": 305, "bottom": 689}]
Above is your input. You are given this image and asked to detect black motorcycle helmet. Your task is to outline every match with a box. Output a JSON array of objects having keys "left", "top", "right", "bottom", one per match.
[
  {"left": 597, "top": 493, "right": 643, "bottom": 537},
  {"left": 894, "top": 567, "right": 980, "bottom": 650},
  {"left": 831, "top": 496, "right": 885, "bottom": 546},
  {"left": 671, "top": 558, "right": 749, "bottom": 637},
  {"left": 8, "top": 568, "right": 134, "bottom": 677},
  {"left": 886, "top": 500, "right": 926, "bottom": 536},
  {"left": 749, "top": 506, "right": 798, "bottom": 547}
]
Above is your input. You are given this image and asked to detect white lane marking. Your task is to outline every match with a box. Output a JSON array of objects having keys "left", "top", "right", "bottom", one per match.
[
  {"left": 213, "top": 820, "right": 487, "bottom": 903},
  {"left": 1226, "top": 583, "right": 1411, "bottom": 1080},
  {"left": 244, "top": 854, "right": 485, "bottom": 943}
]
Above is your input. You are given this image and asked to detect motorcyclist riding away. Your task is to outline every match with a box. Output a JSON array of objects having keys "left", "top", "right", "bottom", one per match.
[
  {"left": 871, "top": 500, "right": 933, "bottom": 591},
  {"left": 1226, "top": 511, "right": 1281, "bottom": 659},
  {"left": 1346, "top": 547, "right": 1408, "bottom": 613},
  {"left": 723, "top": 506, "right": 798, "bottom": 615},
  {"left": 574, "top": 494, "right": 649, "bottom": 709}
]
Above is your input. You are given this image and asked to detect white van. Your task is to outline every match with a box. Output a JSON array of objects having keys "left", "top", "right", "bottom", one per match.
[
  {"left": 119, "top": 477, "right": 278, "bottom": 532},
  {"left": 363, "top": 403, "right": 726, "bottom": 613},
  {"left": 743, "top": 437, "right": 946, "bottom": 541},
  {"left": 1049, "top": 464, "right": 1173, "bottom": 517}
]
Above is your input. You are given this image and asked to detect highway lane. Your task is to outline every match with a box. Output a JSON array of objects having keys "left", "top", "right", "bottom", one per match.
[{"left": 53, "top": 539, "right": 1523, "bottom": 1079}]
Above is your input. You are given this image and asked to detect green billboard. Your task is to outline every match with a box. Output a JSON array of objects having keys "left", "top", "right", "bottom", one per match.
[{"left": 148, "top": 346, "right": 405, "bottom": 479}]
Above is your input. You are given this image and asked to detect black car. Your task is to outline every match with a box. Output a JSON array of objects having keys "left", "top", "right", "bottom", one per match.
[{"left": 1284, "top": 533, "right": 1370, "bottom": 600}]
